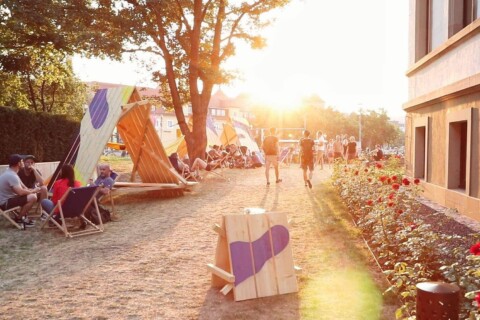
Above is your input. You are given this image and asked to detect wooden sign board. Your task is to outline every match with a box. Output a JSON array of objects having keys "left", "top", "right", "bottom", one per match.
[{"left": 208, "top": 211, "right": 298, "bottom": 301}]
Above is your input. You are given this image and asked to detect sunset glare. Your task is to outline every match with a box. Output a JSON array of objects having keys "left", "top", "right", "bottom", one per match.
[{"left": 73, "top": 0, "right": 408, "bottom": 121}]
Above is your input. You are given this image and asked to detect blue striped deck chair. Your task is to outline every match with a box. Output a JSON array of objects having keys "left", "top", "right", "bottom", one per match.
[
  {"left": 40, "top": 185, "right": 103, "bottom": 238},
  {"left": 278, "top": 147, "right": 291, "bottom": 166}
]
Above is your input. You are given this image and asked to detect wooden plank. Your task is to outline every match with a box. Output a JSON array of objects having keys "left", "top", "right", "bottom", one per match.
[
  {"left": 212, "top": 218, "right": 230, "bottom": 288},
  {"left": 114, "top": 182, "right": 180, "bottom": 188},
  {"left": 224, "top": 214, "right": 257, "bottom": 301},
  {"left": 247, "top": 213, "right": 279, "bottom": 298},
  {"left": 267, "top": 212, "right": 298, "bottom": 295},
  {"left": 206, "top": 264, "right": 235, "bottom": 283},
  {"left": 220, "top": 284, "right": 234, "bottom": 296}
]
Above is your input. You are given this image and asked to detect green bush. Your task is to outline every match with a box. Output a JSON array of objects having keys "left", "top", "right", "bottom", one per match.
[{"left": 0, "top": 107, "right": 79, "bottom": 164}]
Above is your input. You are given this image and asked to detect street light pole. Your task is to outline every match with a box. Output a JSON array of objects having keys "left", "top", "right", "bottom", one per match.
[{"left": 358, "top": 104, "right": 363, "bottom": 152}]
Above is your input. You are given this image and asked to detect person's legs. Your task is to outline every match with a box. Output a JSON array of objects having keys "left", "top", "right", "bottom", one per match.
[
  {"left": 318, "top": 151, "right": 324, "bottom": 169},
  {"left": 38, "top": 186, "right": 48, "bottom": 201},
  {"left": 308, "top": 161, "right": 314, "bottom": 180},
  {"left": 19, "top": 194, "right": 37, "bottom": 217},
  {"left": 41, "top": 198, "right": 54, "bottom": 213},
  {"left": 265, "top": 156, "right": 272, "bottom": 184}
]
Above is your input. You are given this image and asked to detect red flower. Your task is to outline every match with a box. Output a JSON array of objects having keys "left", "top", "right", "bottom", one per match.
[
  {"left": 344, "top": 168, "right": 348, "bottom": 172},
  {"left": 364, "top": 169, "right": 369, "bottom": 173},
  {"left": 475, "top": 293, "right": 480, "bottom": 306},
  {"left": 470, "top": 242, "right": 480, "bottom": 255},
  {"left": 402, "top": 178, "right": 410, "bottom": 186},
  {"left": 367, "top": 178, "right": 372, "bottom": 182},
  {"left": 391, "top": 176, "right": 398, "bottom": 181},
  {"left": 379, "top": 176, "right": 387, "bottom": 183},
  {"left": 377, "top": 196, "right": 383, "bottom": 203},
  {"left": 387, "top": 202, "right": 394, "bottom": 207},
  {"left": 388, "top": 193, "right": 395, "bottom": 200},
  {"left": 410, "top": 223, "right": 417, "bottom": 230},
  {"left": 396, "top": 209, "right": 403, "bottom": 215},
  {"left": 392, "top": 183, "right": 400, "bottom": 190},
  {"left": 354, "top": 170, "right": 359, "bottom": 176},
  {"left": 387, "top": 178, "right": 392, "bottom": 184},
  {"left": 366, "top": 200, "right": 374, "bottom": 206},
  {"left": 414, "top": 178, "right": 420, "bottom": 185},
  {"left": 376, "top": 162, "right": 383, "bottom": 169}
]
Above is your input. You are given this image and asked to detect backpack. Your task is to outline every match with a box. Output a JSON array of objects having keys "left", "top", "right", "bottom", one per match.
[{"left": 85, "top": 204, "right": 111, "bottom": 225}]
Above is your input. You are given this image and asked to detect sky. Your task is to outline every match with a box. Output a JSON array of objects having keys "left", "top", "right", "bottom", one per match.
[{"left": 72, "top": 0, "right": 409, "bottom": 122}]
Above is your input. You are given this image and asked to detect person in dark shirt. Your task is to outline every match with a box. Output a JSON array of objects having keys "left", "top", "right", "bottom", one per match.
[
  {"left": 262, "top": 127, "right": 282, "bottom": 186},
  {"left": 299, "top": 130, "right": 315, "bottom": 188},
  {"left": 18, "top": 155, "right": 48, "bottom": 202}
]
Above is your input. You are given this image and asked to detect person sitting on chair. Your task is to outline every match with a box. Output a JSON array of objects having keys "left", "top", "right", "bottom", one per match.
[
  {"left": 0, "top": 154, "right": 40, "bottom": 228},
  {"left": 248, "top": 151, "right": 263, "bottom": 169},
  {"left": 40, "top": 164, "right": 82, "bottom": 223},
  {"left": 18, "top": 155, "right": 48, "bottom": 202},
  {"left": 91, "top": 163, "right": 115, "bottom": 198}
]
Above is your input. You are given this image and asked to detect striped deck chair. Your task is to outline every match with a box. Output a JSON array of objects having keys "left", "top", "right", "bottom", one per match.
[
  {"left": 278, "top": 147, "right": 291, "bottom": 166},
  {"left": 40, "top": 185, "right": 103, "bottom": 238}
]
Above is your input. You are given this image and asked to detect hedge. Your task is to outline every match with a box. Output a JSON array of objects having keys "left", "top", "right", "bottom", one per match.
[{"left": 0, "top": 107, "right": 80, "bottom": 164}]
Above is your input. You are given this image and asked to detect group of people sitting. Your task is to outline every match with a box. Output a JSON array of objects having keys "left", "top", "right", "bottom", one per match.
[
  {"left": 168, "top": 144, "right": 264, "bottom": 180},
  {"left": 0, "top": 154, "right": 114, "bottom": 228}
]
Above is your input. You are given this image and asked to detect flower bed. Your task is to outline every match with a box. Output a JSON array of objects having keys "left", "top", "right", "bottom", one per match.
[{"left": 332, "top": 157, "right": 480, "bottom": 319}]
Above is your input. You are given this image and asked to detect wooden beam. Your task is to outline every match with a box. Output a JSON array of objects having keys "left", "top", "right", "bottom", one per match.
[
  {"left": 207, "top": 264, "right": 235, "bottom": 283},
  {"left": 220, "top": 284, "right": 234, "bottom": 296}
]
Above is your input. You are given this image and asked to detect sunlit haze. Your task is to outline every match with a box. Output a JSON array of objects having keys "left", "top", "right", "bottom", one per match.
[{"left": 72, "top": 0, "right": 408, "bottom": 122}]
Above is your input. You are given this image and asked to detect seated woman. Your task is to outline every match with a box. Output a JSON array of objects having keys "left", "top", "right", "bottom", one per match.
[{"left": 40, "top": 164, "right": 82, "bottom": 221}]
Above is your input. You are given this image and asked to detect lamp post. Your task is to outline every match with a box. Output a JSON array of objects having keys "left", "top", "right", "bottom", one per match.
[{"left": 358, "top": 105, "right": 363, "bottom": 151}]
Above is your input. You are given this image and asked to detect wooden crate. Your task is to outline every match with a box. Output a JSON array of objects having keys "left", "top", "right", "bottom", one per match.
[{"left": 207, "top": 211, "right": 298, "bottom": 301}]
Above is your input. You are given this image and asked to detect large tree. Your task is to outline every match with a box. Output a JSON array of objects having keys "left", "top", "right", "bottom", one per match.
[
  {"left": 111, "top": 0, "right": 290, "bottom": 161},
  {"left": 0, "top": 0, "right": 124, "bottom": 116}
]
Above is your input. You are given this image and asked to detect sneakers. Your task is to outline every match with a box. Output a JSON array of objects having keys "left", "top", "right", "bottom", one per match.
[
  {"left": 40, "top": 212, "right": 49, "bottom": 221},
  {"left": 15, "top": 216, "right": 35, "bottom": 228},
  {"left": 266, "top": 182, "right": 270, "bottom": 186},
  {"left": 307, "top": 180, "right": 312, "bottom": 189},
  {"left": 276, "top": 179, "right": 282, "bottom": 184}
]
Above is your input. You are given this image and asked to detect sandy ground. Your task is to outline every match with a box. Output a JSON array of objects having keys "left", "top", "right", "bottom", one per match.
[{"left": 0, "top": 164, "right": 395, "bottom": 320}]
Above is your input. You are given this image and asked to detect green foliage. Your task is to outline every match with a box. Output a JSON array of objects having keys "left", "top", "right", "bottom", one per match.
[
  {"left": 0, "top": 106, "right": 79, "bottom": 164},
  {"left": 332, "top": 157, "right": 480, "bottom": 319},
  {"left": 108, "top": 0, "right": 291, "bottom": 161}
]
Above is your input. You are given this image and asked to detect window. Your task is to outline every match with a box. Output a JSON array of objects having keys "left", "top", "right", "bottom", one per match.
[
  {"left": 446, "top": 108, "right": 472, "bottom": 194},
  {"left": 428, "top": 0, "right": 447, "bottom": 51},
  {"left": 413, "top": 117, "right": 429, "bottom": 181}
]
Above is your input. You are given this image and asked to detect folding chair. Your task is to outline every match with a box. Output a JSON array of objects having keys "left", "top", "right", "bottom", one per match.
[
  {"left": 278, "top": 148, "right": 291, "bottom": 167},
  {"left": 205, "top": 152, "right": 229, "bottom": 181},
  {"left": 0, "top": 205, "right": 23, "bottom": 230},
  {"left": 41, "top": 185, "right": 104, "bottom": 238},
  {"left": 168, "top": 154, "right": 197, "bottom": 182}
]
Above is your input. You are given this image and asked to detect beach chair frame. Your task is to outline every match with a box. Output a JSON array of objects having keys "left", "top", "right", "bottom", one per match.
[
  {"left": 40, "top": 185, "right": 104, "bottom": 238},
  {"left": 0, "top": 205, "right": 23, "bottom": 230}
]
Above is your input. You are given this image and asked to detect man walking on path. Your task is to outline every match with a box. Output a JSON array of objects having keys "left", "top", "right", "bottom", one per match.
[
  {"left": 299, "top": 130, "right": 315, "bottom": 188},
  {"left": 262, "top": 127, "right": 282, "bottom": 186}
]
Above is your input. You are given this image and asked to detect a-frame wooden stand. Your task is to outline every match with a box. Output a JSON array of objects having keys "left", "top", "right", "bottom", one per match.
[{"left": 207, "top": 211, "right": 298, "bottom": 301}]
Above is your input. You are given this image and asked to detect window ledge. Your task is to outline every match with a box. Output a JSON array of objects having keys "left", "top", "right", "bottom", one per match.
[{"left": 406, "top": 19, "right": 480, "bottom": 76}]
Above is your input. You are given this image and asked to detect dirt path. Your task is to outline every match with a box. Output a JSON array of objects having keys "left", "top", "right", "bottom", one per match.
[{"left": 0, "top": 165, "right": 395, "bottom": 319}]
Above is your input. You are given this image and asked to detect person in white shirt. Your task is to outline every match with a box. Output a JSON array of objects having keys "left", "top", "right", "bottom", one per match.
[{"left": 316, "top": 131, "right": 326, "bottom": 170}]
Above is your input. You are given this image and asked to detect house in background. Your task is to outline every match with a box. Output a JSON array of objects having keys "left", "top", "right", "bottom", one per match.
[{"left": 404, "top": 1, "right": 480, "bottom": 220}]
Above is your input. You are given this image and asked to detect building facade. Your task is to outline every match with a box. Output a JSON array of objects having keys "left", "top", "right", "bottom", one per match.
[{"left": 405, "top": 1, "right": 480, "bottom": 220}]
